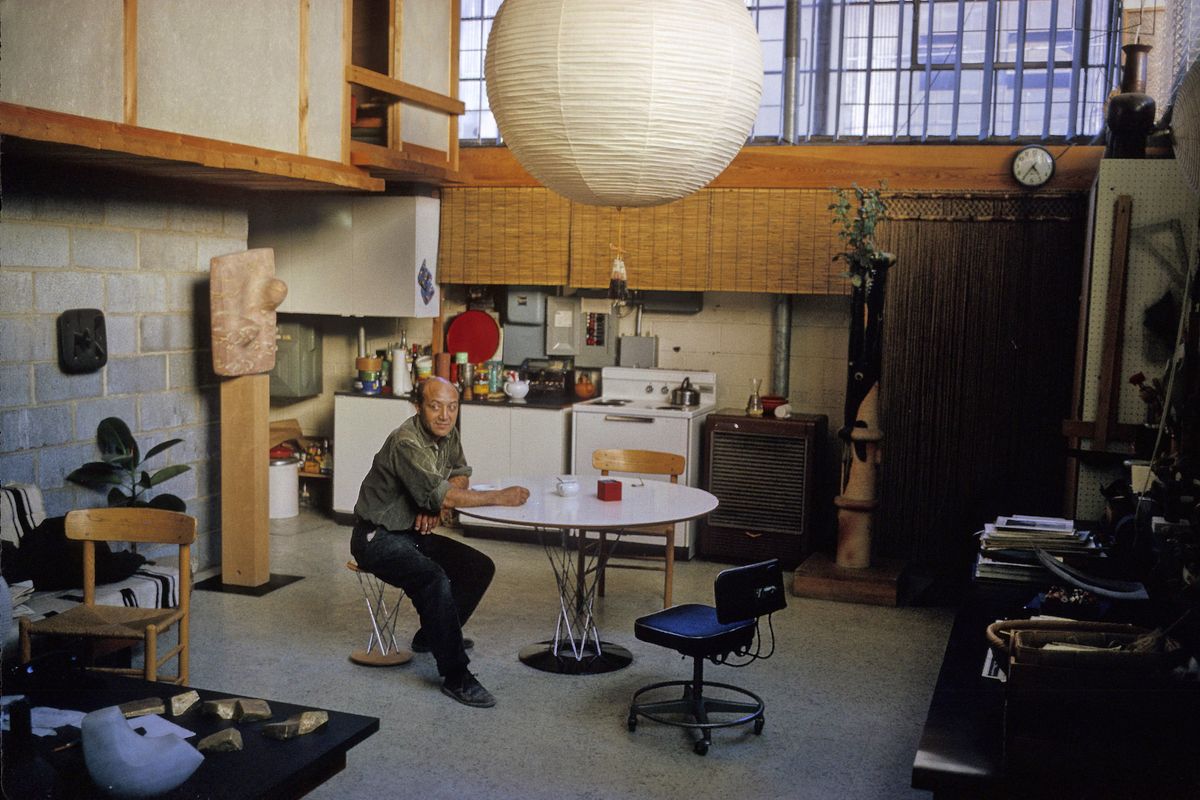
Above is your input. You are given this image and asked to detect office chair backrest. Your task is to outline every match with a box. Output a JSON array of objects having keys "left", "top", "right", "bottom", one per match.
[{"left": 714, "top": 559, "right": 786, "bottom": 624}]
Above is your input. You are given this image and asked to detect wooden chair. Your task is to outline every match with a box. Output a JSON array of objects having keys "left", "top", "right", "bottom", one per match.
[
  {"left": 592, "top": 449, "right": 685, "bottom": 608},
  {"left": 19, "top": 507, "right": 196, "bottom": 684}
]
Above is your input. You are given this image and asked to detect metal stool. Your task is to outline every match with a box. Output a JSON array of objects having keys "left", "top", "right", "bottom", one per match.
[{"left": 346, "top": 560, "right": 412, "bottom": 667}]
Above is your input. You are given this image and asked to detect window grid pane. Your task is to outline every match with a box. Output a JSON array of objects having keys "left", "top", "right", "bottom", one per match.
[{"left": 461, "top": 0, "right": 1119, "bottom": 145}]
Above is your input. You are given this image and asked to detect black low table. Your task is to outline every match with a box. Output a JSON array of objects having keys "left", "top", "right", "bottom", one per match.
[{"left": 2, "top": 672, "right": 379, "bottom": 799}]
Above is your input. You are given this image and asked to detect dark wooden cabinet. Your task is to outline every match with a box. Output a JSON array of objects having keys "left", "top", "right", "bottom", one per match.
[{"left": 700, "top": 411, "right": 827, "bottom": 568}]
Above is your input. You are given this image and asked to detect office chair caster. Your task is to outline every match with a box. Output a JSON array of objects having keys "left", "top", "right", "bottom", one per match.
[
  {"left": 627, "top": 712, "right": 638, "bottom": 732},
  {"left": 694, "top": 738, "right": 709, "bottom": 756},
  {"left": 754, "top": 717, "right": 765, "bottom": 734}
]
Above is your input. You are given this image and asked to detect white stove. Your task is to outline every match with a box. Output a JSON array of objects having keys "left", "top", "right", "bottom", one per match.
[
  {"left": 572, "top": 367, "right": 717, "bottom": 420},
  {"left": 571, "top": 368, "right": 717, "bottom": 557}
]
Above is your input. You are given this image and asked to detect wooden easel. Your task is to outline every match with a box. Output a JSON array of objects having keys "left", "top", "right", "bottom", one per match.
[{"left": 1062, "top": 195, "right": 1141, "bottom": 451}]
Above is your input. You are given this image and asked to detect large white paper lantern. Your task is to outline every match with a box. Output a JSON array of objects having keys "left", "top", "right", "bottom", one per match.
[{"left": 485, "top": 0, "right": 763, "bottom": 208}]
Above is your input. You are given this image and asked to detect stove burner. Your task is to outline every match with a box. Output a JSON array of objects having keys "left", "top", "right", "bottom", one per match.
[
  {"left": 656, "top": 405, "right": 687, "bottom": 410},
  {"left": 589, "top": 398, "right": 632, "bottom": 406}
]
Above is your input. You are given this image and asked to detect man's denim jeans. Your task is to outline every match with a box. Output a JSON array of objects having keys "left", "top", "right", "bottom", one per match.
[{"left": 351, "top": 523, "right": 495, "bottom": 677}]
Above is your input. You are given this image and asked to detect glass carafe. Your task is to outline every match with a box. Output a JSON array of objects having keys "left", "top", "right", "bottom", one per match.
[{"left": 746, "top": 378, "right": 763, "bottom": 417}]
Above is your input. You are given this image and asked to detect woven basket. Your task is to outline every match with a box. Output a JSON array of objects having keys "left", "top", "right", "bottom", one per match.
[{"left": 985, "top": 619, "right": 1150, "bottom": 670}]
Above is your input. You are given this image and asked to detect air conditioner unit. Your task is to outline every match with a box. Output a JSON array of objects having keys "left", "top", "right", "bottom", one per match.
[{"left": 700, "top": 413, "right": 827, "bottom": 568}]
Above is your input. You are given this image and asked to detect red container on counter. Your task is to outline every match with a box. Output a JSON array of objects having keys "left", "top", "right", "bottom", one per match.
[{"left": 597, "top": 479, "right": 622, "bottom": 502}]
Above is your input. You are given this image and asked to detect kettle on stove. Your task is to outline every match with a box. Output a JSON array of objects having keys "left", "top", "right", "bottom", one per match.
[{"left": 671, "top": 377, "right": 700, "bottom": 406}]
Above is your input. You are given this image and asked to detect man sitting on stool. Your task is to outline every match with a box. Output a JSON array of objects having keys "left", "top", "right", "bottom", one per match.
[{"left": 351, "top": 376, "right": 529, "bottom": 707}]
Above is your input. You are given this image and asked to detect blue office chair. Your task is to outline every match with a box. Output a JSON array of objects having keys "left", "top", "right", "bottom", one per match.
[{"left": 627, "top": 559, "right": 787, "bottom": 755}]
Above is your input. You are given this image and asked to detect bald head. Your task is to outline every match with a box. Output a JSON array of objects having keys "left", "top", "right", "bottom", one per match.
[{"left": 418, "top": 376, "right": 460, "bottom": 439}]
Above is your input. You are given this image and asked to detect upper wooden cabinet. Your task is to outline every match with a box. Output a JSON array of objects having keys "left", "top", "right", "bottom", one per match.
[
  {"left": 249, "top": 194, "right": 442, "bottom": 318},
  {"left": 0, "top": 0, "right": 462, "bottom": 191}
]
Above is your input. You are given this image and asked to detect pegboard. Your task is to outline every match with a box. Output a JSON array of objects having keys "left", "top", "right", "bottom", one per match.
[{"left": 1075, "top": 159, "right": 1199, "bottom": 519}]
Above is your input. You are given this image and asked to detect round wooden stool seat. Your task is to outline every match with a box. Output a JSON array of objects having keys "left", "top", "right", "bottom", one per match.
[{"left": 346, "top": 560, "right": 412, "bottom": 667}]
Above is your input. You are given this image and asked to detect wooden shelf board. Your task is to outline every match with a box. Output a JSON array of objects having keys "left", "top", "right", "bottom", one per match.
[
  {"left": 0, "top": 102, "right": 383, "bottom": 192},
  {"left": 349, "top": 140, "right": 458, "bottom": 182}
]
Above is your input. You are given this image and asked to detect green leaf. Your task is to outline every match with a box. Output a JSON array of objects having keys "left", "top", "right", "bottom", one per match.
[
  {"left": 147, "top": 464, "right": 191, "bottom": 486},
  {"left": 97, "top": 417, "right": 137, "bottom": 463},
  {"left": 144, "top": 438, "right": 184, "bottom": 461},
  {"left": 148, "top": 494, "right": 187, "bottom": 512},
  {"left": 139, "top": 471, "right": 153, "bottom": 488},
  {"left": 67, "top": 462, "right": 125, "bottom": 489},
  {"left": 107, "top": 487, "right": 132, "bottom": 506}
]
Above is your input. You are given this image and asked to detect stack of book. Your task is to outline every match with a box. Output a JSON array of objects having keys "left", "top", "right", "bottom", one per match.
[{"left": 973, "top": 515, "right": 1100, "bottom": 585}]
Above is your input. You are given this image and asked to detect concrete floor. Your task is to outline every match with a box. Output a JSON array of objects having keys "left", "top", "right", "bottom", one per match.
[{"left": 188, "top": 510, "right": 953, "bottom": 800}]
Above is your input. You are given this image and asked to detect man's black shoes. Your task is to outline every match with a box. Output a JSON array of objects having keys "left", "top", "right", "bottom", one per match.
[
  {"left": 441, "top": 672, "right": 496, "bottom": 708},
  {"left": 411, "top": 632, "right": 473, "bottom": 653}
]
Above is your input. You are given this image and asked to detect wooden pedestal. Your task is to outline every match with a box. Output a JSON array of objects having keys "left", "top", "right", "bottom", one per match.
[
  {"left": 220, "top": 375, "right": 270, "bottom": 587},
  {"left": 791, "top": 551, "right": 903, "bottom": 606}
]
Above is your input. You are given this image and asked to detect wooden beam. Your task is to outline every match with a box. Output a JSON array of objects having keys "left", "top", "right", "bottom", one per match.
[
  {"left": 220, "top": 375, "right": 271, "bottom": 587},
  {"left": 346, "top": 65, "right": 465, "bottom": 116},
  {"left": 454, "top": 144, "right": 1106, "bottom": 191},
  {"left": 123, "top": 0, "right": 137, "bottom": 125},
  {"left": 1091, "top": 195, "right": 1135, "bottom": 450},
  {"left": 298, "top": 0, "right": 310, "bottom": 156},
  {"left": 341, "top": 0, "right": 352, "bottom": 165},
  {"left": 448, "top": 0, "right": 461, "bottom": 173},
  {"left": 0, "top": 102, "right": 383, "bottom": 191}
]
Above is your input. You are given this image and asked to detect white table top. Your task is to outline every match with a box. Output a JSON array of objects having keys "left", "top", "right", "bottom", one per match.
[{"left": 458, "top": 475, "right": 718, "bottom": 530}]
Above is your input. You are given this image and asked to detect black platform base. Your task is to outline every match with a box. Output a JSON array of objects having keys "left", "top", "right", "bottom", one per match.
[
  {"left": 194, "top": 573, "right": 304, "bottom": 597},
  {"left": 518, "top": 641, "right": 633, "bottom": 674}
]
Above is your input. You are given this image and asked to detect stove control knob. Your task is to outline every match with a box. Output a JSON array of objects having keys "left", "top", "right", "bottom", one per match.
[
  {"left": 645, "top": 385, "right": 653, "bottom": 393},
  {"left": 660, "top": 386, "right": 669, "bottom": 394}
]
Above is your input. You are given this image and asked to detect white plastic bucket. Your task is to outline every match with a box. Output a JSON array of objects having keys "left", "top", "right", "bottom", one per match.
[{"left": 269, "top": 457, "right": 300, "bottom": 519}]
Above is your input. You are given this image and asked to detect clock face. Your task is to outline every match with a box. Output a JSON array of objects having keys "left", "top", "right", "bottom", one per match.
[{"left": 1012, "top": 145, "right": 1055, "bottom": 187}]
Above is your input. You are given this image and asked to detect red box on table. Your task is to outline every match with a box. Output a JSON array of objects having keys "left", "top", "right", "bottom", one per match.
[{"left": 597, "top": 479, "right": 622, "bottom": 501}]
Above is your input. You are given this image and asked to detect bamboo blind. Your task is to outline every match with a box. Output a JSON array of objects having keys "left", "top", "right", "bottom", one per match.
[
  {"left": 438, "top": 187, "right": 570, "bottom": 285},
  {"left": 439, "top": 186, "right": 845, "bottom": 292},
  {"left": 569, "top": 194, "right": 710, "bottom": 290}
]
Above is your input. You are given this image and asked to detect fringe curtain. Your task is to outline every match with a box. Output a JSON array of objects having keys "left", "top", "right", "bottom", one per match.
[{"left": 875, "top": 207, "right": 1088, "bottom": 580}]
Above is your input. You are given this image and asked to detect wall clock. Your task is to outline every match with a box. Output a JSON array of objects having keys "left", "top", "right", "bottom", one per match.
[{"left": 1012, "top": 145, "right": 1055, "bottom": 188}]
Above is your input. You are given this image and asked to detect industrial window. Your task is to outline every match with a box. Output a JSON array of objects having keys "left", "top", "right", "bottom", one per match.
[{"left": 458, "top": 0, "right": 1123, "bottom": 145}]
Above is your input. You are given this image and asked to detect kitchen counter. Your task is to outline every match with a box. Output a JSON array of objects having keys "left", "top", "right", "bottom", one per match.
[{"left": 333, "top": 390, "right": 578, "bottom": 410}]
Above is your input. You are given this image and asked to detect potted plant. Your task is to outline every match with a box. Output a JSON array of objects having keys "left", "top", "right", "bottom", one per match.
[{"left": 68, "top": 417, "right": 191, "bottom": 511}]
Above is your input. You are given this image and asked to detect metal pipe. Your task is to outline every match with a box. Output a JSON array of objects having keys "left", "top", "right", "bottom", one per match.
[
  {"left": 783, "top": 0, "right": 800, "bottom": 143},
  {"left": 772, "top": 295, "right": 792, "bottom": 397}
]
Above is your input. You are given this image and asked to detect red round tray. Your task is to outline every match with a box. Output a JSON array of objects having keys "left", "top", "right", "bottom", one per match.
[{"left": 445, "top": 310, "right": 501, "bottom": 364}]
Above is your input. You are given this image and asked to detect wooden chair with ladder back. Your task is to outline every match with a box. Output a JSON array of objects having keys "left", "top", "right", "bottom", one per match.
[
  {"left": 591, "top": 448, "right": 685, "bottom": 608},
  {"left": 19, "top": 507, "right": 195, "bottom": 684}
]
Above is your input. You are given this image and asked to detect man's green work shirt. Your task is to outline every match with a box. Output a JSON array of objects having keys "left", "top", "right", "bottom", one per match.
[{"left": 354, "top": 414, "right": 472, "bottom": 532}]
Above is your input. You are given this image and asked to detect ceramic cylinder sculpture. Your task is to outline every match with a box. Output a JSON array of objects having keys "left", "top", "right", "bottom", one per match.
[
  {"left": 485, "top": 0, "right": 762, "bottom": 207},
  {"left": 1106, "top": 43, "right": 1156, "bottom": 159}
]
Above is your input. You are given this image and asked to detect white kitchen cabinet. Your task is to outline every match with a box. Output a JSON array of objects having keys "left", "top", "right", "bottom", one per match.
[
  {"left": 249, "top": 195, "right": 440, "bottom": 318},
  {"left": 332, "top": 395, "right": 416, "bottom": 516},
  {"left": 458, "top": 403, "right": 572, "bottom": 530},
  {"left": 458, "top": 405, "right": 510, "bottom": 482}
]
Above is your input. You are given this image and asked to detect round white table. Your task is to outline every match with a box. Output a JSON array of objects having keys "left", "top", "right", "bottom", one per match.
[{"left": 458, "top": 475, "right": 719, "bottom": 674}]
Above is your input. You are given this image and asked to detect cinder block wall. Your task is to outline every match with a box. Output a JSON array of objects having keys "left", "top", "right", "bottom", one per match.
[{"left": 0, "top": 178, "right": 247, "bottom": 570}]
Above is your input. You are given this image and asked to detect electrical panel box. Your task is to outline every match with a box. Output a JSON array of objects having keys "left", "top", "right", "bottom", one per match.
[
  {"left": 270, "top": 320, "right": 322, "bottom": 399},
  {"left": 543, "top": 295, "right": 618, "bottom": 367}
]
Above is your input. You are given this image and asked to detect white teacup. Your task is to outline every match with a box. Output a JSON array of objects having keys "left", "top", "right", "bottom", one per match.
[{"left": 555, "top": 476, "right": 579, "bottom": 497}]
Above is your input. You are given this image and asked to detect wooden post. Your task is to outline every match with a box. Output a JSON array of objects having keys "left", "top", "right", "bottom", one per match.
[{"left": 219, "top": 374, "right": 271, "bottom": 586}]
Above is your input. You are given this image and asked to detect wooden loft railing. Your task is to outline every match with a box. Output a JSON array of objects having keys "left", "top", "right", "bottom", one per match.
[{"left": 345, "top": 65, "right": 465, "bottom": 183}]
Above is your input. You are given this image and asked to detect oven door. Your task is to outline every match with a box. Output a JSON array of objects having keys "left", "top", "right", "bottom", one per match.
[{"left": 571, "top": 411, "right": 690, "bottom": 479}]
